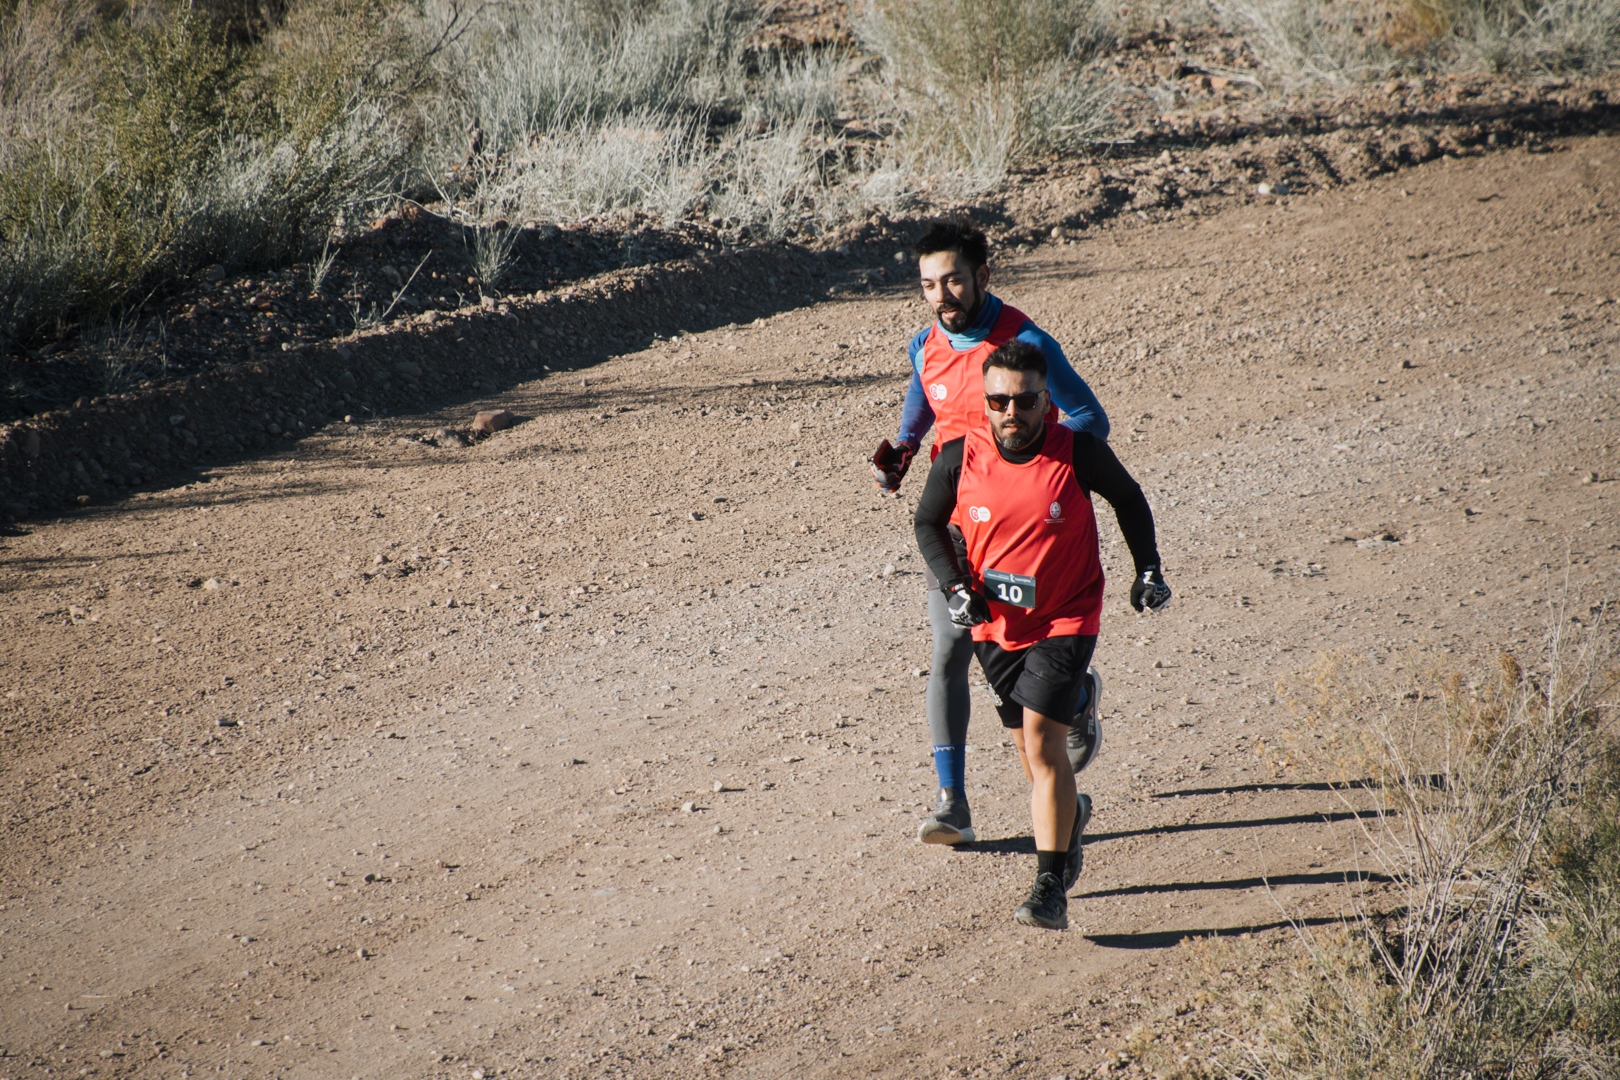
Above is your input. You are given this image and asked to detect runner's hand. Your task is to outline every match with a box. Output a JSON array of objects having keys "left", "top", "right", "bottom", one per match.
[
  {"left": 1130, "top": 566, "right": 1172, "bottom": 612},
  {"left": 945, "top": 583, "right": 992, "bottom": 627},
  {"left": 870, "top": 440, "right": 917, "bottom": 493}
]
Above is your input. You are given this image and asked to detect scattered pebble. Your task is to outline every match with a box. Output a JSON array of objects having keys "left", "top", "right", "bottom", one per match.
[
  {"left": 681, "top": 801, "right": 696, "bottom": 813},
  {"left": 217, "top": 717, "right": 238, "bottom": 728}
]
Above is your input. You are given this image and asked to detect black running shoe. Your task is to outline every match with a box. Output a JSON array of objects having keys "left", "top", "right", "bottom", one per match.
[
  {"left": 1063, "top": 792, "right": 1093, "bottom": 892},
  {"left": 1067, "top": 666, "right": 1104, "bottom": 774},
  {"left": 1014, "top": 871, "right": 1069, "bottom": 930}
]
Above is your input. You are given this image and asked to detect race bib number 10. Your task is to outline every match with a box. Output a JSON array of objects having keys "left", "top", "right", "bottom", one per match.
[{"left": 983, "top": 568, "right": 1037, "bottom": 609}]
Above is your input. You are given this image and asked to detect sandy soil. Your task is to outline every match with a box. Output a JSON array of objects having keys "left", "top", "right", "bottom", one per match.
[{"left": 2, "top": 137, "right": 1617, "bottom": 1080}]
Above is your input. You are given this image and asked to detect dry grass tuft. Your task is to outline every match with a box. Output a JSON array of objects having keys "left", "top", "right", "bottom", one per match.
[
  {"left": 1217, "top": 0, "right": 1620, "bottom": 87},
  {"left": 858, "top": 0, "right": 1118, "bottom": 192},
  {"left": 1214, "top": 594, "right": 1620, "bottom": 1079}
]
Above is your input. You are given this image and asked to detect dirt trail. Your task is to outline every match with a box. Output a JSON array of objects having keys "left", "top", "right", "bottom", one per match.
[{"left": 2, "top": 139, "right": 1617, "bottom": 1080}]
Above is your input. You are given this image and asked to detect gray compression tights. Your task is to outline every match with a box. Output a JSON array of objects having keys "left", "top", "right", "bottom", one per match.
[{"left": 926, "top": 588, "right": 975, "bottom": 747}]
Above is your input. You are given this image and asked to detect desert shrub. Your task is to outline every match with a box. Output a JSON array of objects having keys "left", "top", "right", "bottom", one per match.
[
  {"left": 0, "top": 0, "right": 421, "bottom": 355},
  {"left": 859, "top": 0, "right": 1118, "bottom": 188},
  {"left": 1213, "top": 0, "right": 1404, "bottom": 87},
  {"left": 1215, "top": 0, "right": 1620, "bottom": 87},
  {"left": 458, "top": 108, "right": 708, "bottom": 229},
  {"left": 1221, "top": 605, "right": 1620, "bottom": 1079},
  {"left": 428, "top": 1, "right": 865, "bottom": 239},
  {"left": 1436, "top": 0, "right": 1620, "bottom": 72},
  {"left": 423, "top": 0, "right": 758, "bottom": 164},
  {"left": 0, "top": 0, "right": 102, "bottom": 145}
]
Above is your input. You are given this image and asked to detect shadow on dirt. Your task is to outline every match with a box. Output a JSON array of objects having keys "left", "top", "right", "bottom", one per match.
[
  {"left": 1085, "top": 915, "right": 1345, "bottom": 950},
  {"left": 1088, "top": 809, "right": 1385, "bottom": 843},
  {"left": 944, "top": 809, "right": 1384, "bottom": 857},
  {"left": 1152, "top": 777, "right": 1446, "bottom": 798},
  {"left": 0, "top": 240, "right": 915, "bottom": 522},
  {"left": 1076, "top": 870, "right": 1395, "bottom": 900}
]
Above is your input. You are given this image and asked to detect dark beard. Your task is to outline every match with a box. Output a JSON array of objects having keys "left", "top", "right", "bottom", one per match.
[
  {"left": 995, "top": 423, "right": 1037, "bottom": 451},
  {"left": 937, "top": 295, "right": 981, "bottom": 332}
]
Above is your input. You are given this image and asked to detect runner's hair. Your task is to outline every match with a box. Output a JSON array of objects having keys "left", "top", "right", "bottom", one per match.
[
  {"left": 914, "top": 216, "right": 989, "bottom": 270},
  {"left": 984, "top": 339, "right": 1047, "bottom": 378}
]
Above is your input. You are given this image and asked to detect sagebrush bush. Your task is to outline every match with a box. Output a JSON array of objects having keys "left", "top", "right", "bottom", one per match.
[
  {"left": 425, "top": 0, "right": 871, "bottom": 239},
  {"left": 1213, "top": 0, "right": 1403, "bottom": 87},
  {"left": 1216, "top": 0, "right": 1620, "bottom": 86},
  {"left": 859, "top": 0, "right": 1117, "bottom": 186},
  {"left": 423, "top": 0, "right": 758, "bottom": 164}
]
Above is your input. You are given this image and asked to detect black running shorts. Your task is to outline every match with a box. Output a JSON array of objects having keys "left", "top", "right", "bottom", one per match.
[{"left": 975, "top": 634, "right": 1098, "bottom": 728}]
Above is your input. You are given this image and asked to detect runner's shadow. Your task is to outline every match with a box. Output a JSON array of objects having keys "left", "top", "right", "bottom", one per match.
[
  {"left": 1075, "top": 870, "right": 1394, "bottom": 899},
  {"left": 1087, "top": 809, "right": 1383, "bottom": 843},
  {"left": 949, "top": 836, "right": 1037, "bottom": 855},
  {"left": 1083, "top": 916, "right": 1345, "bottom": 950},
  {"left": 1151, "top": 776, "right": 1446, "bottom": 798},
  {"left": 943, "top": 809, "right": 1382, "bottom": 853}
]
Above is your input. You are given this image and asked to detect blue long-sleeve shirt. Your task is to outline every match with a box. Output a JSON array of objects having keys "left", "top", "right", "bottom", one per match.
[{"left": 895, "top": 293, "right": 1109, "bottom": 446}]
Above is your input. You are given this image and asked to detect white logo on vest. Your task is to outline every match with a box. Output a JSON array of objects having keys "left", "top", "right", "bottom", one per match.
[
  {"left": 967, "top": 506, "right": 990, "bottom": 523},
  {"left": 928, "top": 383, "right": 948, "bottom": 401}
]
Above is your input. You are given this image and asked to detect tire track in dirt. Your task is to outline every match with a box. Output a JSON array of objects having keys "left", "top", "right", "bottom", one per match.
[{"left": 1, "top": 139, "right": 1616, "bottom": 1080}]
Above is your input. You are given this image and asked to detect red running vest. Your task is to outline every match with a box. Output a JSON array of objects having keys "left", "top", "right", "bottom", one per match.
[
  {"left": 919, "top": 303, "right": 1056, "bottom": 459},
  {"left": 953, "top": 423, "right": 1103, "bottom": 648}
]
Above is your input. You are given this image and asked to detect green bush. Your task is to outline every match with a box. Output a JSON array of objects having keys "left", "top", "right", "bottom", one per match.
[{"left": 0, "top": 0, "right": 416, "bottom": 355}]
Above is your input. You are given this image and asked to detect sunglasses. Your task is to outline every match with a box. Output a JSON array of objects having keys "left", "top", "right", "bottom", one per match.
[{"left": 984, "top": 390, "right": 1047, "bottom": 413}]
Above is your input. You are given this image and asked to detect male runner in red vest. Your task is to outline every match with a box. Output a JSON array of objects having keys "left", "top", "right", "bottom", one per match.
[
  {"left": 913, "top": 340, "right": 1171, "bottom": 929},
  {"left": 870, "top": 217, "right": 1111, "bottom": 848}
]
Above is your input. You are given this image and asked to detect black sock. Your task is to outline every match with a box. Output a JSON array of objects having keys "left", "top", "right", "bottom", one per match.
[{"left": 1036, "top": 850, "right": 1064, "bottom": 878}]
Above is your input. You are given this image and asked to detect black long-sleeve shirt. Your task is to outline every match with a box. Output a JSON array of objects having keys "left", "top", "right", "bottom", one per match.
[{"left": 913, "top": 426, "right": 1161, "bottom": 592}]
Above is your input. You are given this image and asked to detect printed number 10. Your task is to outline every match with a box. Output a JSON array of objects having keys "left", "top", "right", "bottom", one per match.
[{"left": 996, "top": 583, "right": 1023, "bottom": 604}]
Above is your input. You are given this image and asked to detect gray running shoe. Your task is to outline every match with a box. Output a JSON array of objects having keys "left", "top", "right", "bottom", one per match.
[
  {"left": 1014, "top": 871, "right": 1069, "bottom": 930},
  {"left": 918, "top": 788, "right": 975, "bottom": 845},
  {"left": 1067, "top": 666, "right": 1105, "bottom": 774},
  {"left": 1063, "top": 792, "right": 1093, "bottom": 892}
]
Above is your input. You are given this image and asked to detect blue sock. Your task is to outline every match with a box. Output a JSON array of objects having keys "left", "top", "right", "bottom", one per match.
[
  {"left": 1074, "top": 681, "right": 1090, "bottom": 714},
  {"left": 933, "top": 744, "right": 966, "bottom": 792}
]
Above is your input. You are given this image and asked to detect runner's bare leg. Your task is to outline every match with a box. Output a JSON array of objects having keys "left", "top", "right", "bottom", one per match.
[{"left": 1010, "top": 710, "right": 1076, "bottom": 850}]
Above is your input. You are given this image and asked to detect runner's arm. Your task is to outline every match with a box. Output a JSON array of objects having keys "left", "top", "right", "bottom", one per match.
[
  {"left": 895, "top": 369, "right": 935, "bottom": 447},
  {"left": 895, "top": 327, "right": 936, "bottom": 446},
  {"left": 1019, "top": 325, "right": 1109, "bottom": 440},
  {"left": 913, "top": 437, "right": 969, "bottom": 588},
  {"left": 1071, "top": 433, "right": 1160, "bottom": 572}
]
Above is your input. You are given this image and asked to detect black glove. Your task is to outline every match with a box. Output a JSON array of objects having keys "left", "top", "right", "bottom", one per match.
[
  {"left": 944, "top": 581, "right": 992, "bottom": 627},
  {"left": 870, "top": 439, "right": 917, "bottom": 493},
  {"left": 1130, "top": 565, "right": 1172, "bottom": 612}
]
